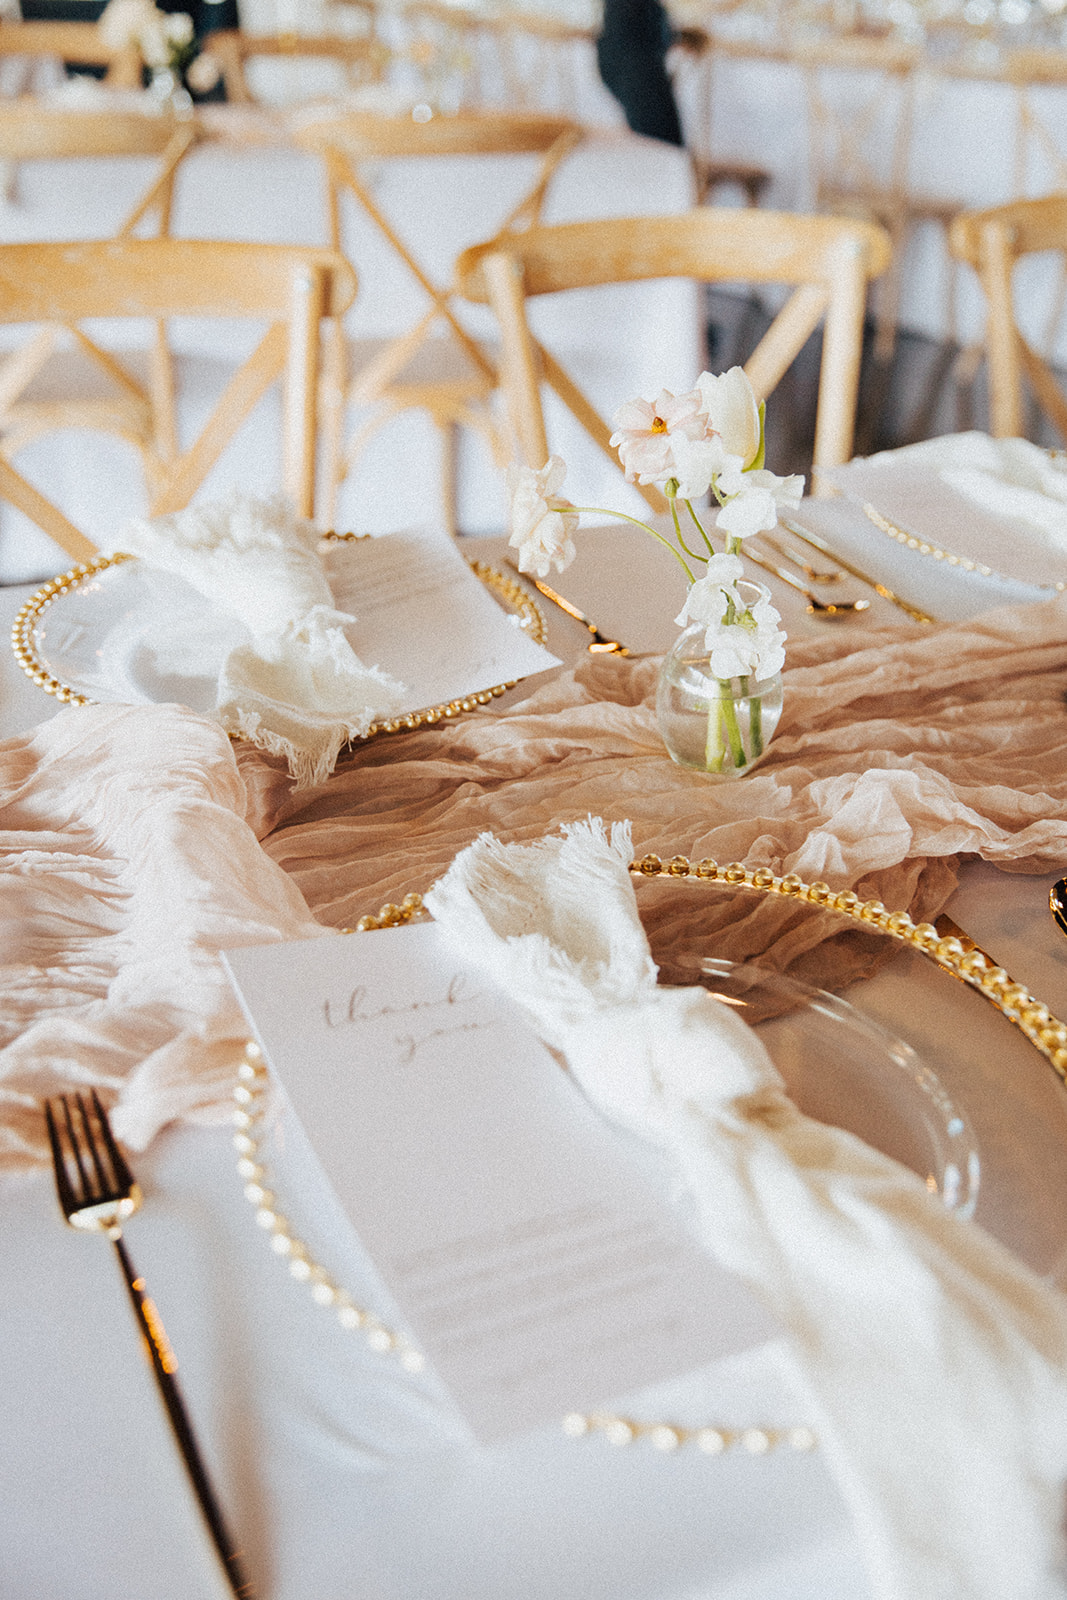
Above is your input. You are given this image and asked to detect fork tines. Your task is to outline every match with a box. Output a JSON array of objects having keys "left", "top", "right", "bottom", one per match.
[{"left": 45, "top": 1089, "right": 141, "bottom": 1232}]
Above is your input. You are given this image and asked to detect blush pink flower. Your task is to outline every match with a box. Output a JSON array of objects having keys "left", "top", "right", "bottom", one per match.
[{"left": 609, "top": 388, "right": 705, "bottom": 485}]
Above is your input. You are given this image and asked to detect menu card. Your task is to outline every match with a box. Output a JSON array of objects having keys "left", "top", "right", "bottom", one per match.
[
  {"left": 224, "top": 924, "right": 778, "bottom": 1442},
  {"left": 322, "top": 530, "right": 560, "bottom": 712}
]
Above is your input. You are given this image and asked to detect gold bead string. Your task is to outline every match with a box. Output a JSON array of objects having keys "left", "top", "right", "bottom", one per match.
[
  {"left": 233, "top": 883, "right": 822, "bottom": 1455},
  {"left": 12, "top": 553, "right": 134, "bottom": 705},
  {"left": 629, "top": 852, "right": 1067, "bottom": 1088}
]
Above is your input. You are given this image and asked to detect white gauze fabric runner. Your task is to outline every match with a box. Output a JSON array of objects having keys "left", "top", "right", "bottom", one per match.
[
  {"left": 118, "top": 493, "right": 407, "bottom": 787},
  {"left": 424, "top": 818, "right": 1067, "bottom": 1600}
]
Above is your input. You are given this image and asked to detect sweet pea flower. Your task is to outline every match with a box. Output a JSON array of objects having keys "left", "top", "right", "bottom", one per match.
[
  {"left": 715, "top": 467, "right": 805, "bottom": 540},
  {"left": 507, "top": 456, "right": 579, "bottom": 577},
  {"left": 674, "top": 552, "right": 745, "bottom": 630},
  {"left": 703, "top": 590, "right": 787, "bottom": 682},
  {"left": 669, "top": 430, "right": 743, "bottom": 501},
  {"left": 609, "top": 388, "right": 705, "bottom": 485},
  {"left": 696, "top": 367, "right": 763, "bottom": 470}
]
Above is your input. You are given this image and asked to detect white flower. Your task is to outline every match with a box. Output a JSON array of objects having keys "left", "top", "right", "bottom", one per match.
[
  {"left": 669, "top": 431, "right": 741, "bottom": 501},
  {"left": 703, "top": 590, "right": 787, "bottom": 682},
  {"left": 609, "top": 389, "right": 705, "bottom": 486},
  {"left": 715, "top": 468, "right": 805, "bottom": 540},
  {"left": 163, "top": 11, "right": 194, "bottom": 46},
  {"left": 696, "top": 367, "right": 762, "bottom": 469},
  {"left": 98, "top": 0, "right": 157, "bottom": 48},
  {"left": 507, "top": 456, "right": 579, "bottom": 577},
  {"left": 674, "top": 553, "right": 745, "bottom": 629}
]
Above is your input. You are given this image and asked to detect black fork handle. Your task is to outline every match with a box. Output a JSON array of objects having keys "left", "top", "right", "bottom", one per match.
[{"left": 112, "top": 1234, "right": 256, "bottom": 1600}]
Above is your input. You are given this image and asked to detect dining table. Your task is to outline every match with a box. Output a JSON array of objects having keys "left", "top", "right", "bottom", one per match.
[{"left": 4, "top": 427, "right": 1067, "bottom": 1598}]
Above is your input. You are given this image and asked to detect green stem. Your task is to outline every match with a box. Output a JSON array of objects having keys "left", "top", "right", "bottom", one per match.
[
  {"left": 718, "top": 681, "right": 747, "bottom": 770},
  {"left": 568, "top": 504, "right": 697, "bottom": 582},
  {"left": 667, "top": 487, "right": 707, "bottom": 565},
  {"left": 704, "top": 691, "right": 727, "bottom": 772},
  {"left": 741, "top": 673, "right": 764, "bottom": 758},
  {"left": 683, "top": 497, "right": 716, "bottom": 558}
]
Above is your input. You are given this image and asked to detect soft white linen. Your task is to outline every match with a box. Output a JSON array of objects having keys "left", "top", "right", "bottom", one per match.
[
  {"left": 117, "top": 492, "right": 407, "bottom": 786},
  {"left": 856, "top": 432, "right": 1067, "bottom": 551},
  {"left": 0, "top": 700, "right": 332, "bottom": 1164},
  {"left": 425, "top": 818, "right": 1067, "bottom": 1600}
]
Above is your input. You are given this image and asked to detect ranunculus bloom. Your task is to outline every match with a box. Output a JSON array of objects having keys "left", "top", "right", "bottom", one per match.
[
  {"left": 507, "top": 456, "right": 579, "bottom": 577},
  {"left": 696, "top": 368, "right": 762, "bottom": 469},
  {"left": 715, "top": 468, "right": 805, "bottom": 540},
  {"left": 609, "top": 388, "right": 705, "bottom": 485}
]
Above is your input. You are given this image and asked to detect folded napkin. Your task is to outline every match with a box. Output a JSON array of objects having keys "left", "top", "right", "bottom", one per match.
[
  {"left": 859, "top": 431, "right": 1067, "bottom": 551},
  {"left": 425, "top": 818, "right": 1067, "bottom": 1600},
  {"left": 118, "top": 493, "right": 407, "bottom": 788}
]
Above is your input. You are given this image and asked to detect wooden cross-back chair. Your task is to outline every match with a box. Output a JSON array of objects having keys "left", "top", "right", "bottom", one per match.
[
  {"left": 798, "top": 33, "right": 965, "bottom": 364},
  {"left": 0, "top": 19, "right": 142, "bottom": 87},
  {"left": 0, "top": 237, "right": 356, "bottom": 563},
  {"left": 203, "top": 28, "right": 389, "bottom": 105},
  {"left": 0, "top": 104, "right": 198, "bottom": 490},
  {"left": 293, "top": 108, "right": 582, "bottom": 534},
  {"left": 949, "top": 195, "right": 1067, "bottom": 443},
  {"left": 454, "top": 207, "right": 892, "bottom": 506}
]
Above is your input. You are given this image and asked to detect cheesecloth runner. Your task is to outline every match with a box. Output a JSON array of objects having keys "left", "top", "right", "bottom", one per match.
[{"left": 425, "top": 817, "right": 1067, "bottom": 1600}]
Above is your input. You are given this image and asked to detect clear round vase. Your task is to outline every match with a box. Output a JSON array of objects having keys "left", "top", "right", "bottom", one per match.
[{"left": 656, "top": 613, "right": 784, "bottom": 779}]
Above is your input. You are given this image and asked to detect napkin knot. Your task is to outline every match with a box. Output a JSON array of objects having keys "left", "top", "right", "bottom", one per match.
[{"left": 118, "top": 492, "right": 408, "bottom": 787}]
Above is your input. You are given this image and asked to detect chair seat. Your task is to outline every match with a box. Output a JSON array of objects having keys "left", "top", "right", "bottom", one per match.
[
  {"left": 346, "top": 334, "right": 499, "bottom": 409},
  {"left": 0, "top": 344, "right": 155, "bottom": 455}
]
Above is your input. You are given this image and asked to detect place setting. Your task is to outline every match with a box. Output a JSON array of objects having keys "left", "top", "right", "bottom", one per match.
[{"left": 6, "top": 7, "right": 1067, "bottom": 1594}]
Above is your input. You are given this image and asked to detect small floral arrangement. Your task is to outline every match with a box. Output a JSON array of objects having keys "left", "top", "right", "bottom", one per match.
[
  {"left": 508, "top": 367, "right": 804, "bottom": 773},
  {"left": 99, "top": 0, "right": 218, "bottom": 96}
]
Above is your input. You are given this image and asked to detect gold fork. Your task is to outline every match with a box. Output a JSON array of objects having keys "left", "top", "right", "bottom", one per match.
[{"left": 45, "top": 1090, "right": 255, "bottom": 1600}]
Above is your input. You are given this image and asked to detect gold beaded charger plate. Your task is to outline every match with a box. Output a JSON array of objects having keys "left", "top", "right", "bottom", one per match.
[
  {"left": 11, "top": 549, "right": 546, "bottom": 733},
  {"left": 232, "top": 909, "right": 979, "bottom": 1458}
]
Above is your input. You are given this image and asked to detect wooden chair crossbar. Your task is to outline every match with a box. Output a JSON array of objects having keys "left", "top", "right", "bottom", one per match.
[
  {"left": 0, "top": 238, "right": 355, "bottom": 561},
  {"left": 950, "top": 197, "right": 1067, "bottom": 442},
  {"left": 0, "top": 111, "right": 198, "bottom": 485},
  {"left": 294, "top": 110, "right": 581, "bottom": 532},
  {"left": 456, "top": 209, "right": 891, "bottom": 508}
]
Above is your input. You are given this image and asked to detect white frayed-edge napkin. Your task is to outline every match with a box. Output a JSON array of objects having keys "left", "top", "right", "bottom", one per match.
[
  {"left": 118, "top": 492, "right": 408, "bottom": 788},
  {"left": 425, "top": 818, "right": 1067, "bottom": 1600}
]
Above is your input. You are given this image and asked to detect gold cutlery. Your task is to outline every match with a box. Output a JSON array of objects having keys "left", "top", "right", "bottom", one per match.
[
  {"left": 1050, "top": 879, "right": 1067, "bottom": 938},
  {"left": 779, "top": 515, "right": 938, "bottom": 625},
  {"left": 744, "top": 542, "right": 871, "bottom": 618},
  {"left": 46, "top": 1090, "right": 255, "bottom": 1600},
  {"left": 505, "top": 560, "right": 632, "bottom": 655},
  {"left": 761, "top": 533, "right": 843, "bottom": 583}
]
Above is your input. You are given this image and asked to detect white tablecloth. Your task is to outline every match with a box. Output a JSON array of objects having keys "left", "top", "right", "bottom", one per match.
[{"left": 4, "top": 522, "right": 1067, "bottom": 1599}]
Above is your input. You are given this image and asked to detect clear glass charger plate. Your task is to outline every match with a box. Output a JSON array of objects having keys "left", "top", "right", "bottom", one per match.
[
  {"left": 244, "top": 953, "right": 980, "bottom": 1360},
  {"left": 12, "top": 550, "right": 546, "bottom": 732}
]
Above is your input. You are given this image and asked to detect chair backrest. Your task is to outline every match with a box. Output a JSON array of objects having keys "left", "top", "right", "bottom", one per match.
[
  {"left": 0, "top": 20, "right": 142, "bottom": 87},
  {"left": 0, "top": 102, "right": 196, "bottom": 235},
  {"left": 949, "top": 195, "right": 1067, "bottom": 442},
  {"left": 203, "top": 28, "right": 388, "bottom": 105},
  {"left": 454, "top": 207, "right": 892, "bottom": 504},
  {"left": 0, "top": 238, "right": 357, "bottom": 561}
]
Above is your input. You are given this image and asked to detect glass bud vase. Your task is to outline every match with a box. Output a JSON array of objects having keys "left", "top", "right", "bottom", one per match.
[{"left": 656, "top": 615, "right": 784, "bottom": 779}]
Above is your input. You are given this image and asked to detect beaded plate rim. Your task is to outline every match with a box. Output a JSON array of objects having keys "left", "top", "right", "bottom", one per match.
[
  {"left": 230, "top": 853, "right": 1067, "bottom": 1454},
  {"left": 10, "top": 549, "right": 547, "bottom": 737}
]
